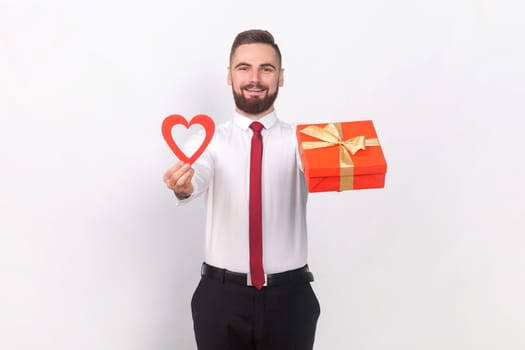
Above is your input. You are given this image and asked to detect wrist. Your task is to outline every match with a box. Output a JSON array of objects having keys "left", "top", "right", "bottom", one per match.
[{"left": 174, "top": 191, "right": 191, "bottom": 200}]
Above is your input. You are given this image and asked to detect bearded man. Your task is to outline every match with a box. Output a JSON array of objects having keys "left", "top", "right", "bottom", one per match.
[{"left": 163, "top": 29, "right": 320, "bottom": 350}]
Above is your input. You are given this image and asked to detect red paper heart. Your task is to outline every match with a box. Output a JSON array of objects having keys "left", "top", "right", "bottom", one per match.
[{"left": 161, "top": 114, "right": 215, "bottom": 164}]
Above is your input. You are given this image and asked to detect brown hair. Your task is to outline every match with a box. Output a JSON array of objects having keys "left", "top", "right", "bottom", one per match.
[{"left": 229, "top": 29, "right": 282, "bottom": 66}]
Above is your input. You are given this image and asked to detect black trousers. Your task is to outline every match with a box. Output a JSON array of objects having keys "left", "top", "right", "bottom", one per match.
[{"left": 191, "top": 273, "right": 320, "bottom": 350}]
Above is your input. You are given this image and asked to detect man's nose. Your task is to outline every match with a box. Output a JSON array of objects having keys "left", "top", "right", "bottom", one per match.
[{"left": 248, "top": 69, "right": 261, "bottom": 83}]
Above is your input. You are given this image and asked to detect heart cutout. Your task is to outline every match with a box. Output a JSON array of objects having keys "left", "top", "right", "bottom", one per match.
[{"left": 162, "top": 114, "right": 215, "bottom": 164}]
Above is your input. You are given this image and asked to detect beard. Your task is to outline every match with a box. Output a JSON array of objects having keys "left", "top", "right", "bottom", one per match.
[{"left": 232, "top": 83, "right": 279, "bottom": 116}]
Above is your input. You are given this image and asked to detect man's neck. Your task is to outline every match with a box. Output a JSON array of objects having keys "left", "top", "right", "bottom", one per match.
[{"left": 235, "top": 106, "right": 275, "bottom": 121}]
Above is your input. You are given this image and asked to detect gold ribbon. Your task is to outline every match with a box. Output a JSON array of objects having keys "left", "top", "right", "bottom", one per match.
[{"left": 300, "top": 123, "right": 380, "bottom": 190}]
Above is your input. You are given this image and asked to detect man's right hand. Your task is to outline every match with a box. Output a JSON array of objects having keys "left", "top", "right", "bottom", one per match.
[{"left": 163, "top": 161, "right": 195, "bottom": 199}]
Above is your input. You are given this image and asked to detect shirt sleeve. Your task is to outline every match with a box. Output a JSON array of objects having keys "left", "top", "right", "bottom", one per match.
[
  {"left": 173, "top": 130, "right": 215, "bottom": 206},
  {"left": 292, "top": 123, "right": 305, "bottom": 173}
]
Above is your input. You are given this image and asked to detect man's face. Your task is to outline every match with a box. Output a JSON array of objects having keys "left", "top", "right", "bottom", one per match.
[{"left": 228, "top": 43, "right": 284, "bottom": 118}]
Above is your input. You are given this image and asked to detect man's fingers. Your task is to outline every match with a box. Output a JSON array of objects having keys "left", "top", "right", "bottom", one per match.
[
  {"left": 164, "top": 162, "right": 189, "bottom": 183},
  {"left": 176, "top": 168, "right": 194, "bottom": 187},
  {"left": 166, "top": 161, "right": 184, "bottom": 176},
  {"left": 163, "top": 162, "right": 194, "bottom": 192},
  {"left": 174, "top": 163, "right": 191, "bottom": 179}
]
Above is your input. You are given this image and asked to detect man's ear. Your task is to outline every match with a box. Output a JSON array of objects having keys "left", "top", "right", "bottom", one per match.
[
  {"left": 278, "top": 68, "right": 285, "bottom": 87},
  {"left": 227, "top": 67, "right": 232, "bottom": 86}
]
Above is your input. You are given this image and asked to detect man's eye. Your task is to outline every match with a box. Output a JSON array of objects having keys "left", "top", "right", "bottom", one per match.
[
  {"left": 262, "top": 67, "right": 274, "bottom": 73},
  {"left": 238, "top": 66, "right": 249, "bottom": 71}
]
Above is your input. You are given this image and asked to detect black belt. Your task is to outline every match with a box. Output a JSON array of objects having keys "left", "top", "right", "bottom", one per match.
[{"left": 201, "top": 263, "right": 314, "bottom": 287}]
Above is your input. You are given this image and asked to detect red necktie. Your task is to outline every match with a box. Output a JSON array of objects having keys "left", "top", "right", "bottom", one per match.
[{"left": 249, "top": 121, "right": 265, "bottom": 289}]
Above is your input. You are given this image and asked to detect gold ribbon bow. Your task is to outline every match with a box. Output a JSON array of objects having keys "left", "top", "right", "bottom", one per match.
[{"left": 300, "top": 123, "right": 380, "bottom": 190}]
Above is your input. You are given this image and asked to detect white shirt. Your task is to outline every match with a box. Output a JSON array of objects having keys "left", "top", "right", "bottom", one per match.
[{"left": 176, "top": 111, "right": 308, "bottom": 274}]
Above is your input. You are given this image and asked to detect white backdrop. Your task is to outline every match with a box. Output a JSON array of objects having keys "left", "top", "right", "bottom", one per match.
[{"left": 2, "top": 0, "right": 524, "bottom": 349}]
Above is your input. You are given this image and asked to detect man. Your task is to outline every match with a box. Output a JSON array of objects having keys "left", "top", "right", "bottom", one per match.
[{"left": 163, "top": 29, "right": 320, "bottom": 350}]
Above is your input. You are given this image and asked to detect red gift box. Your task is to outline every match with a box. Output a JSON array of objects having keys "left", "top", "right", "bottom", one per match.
[{"left": 296, "top": 120, "right": 387, "bottom": 193}]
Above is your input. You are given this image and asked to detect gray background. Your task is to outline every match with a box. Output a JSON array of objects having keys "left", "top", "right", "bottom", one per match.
[{"left": 1, "top": 0, "right": 524, "bottom": 349}]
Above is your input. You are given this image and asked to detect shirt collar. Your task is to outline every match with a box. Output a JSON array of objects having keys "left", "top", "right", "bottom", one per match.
[{"left": 233, "top": 110, "right": 278, "bottom": 131}]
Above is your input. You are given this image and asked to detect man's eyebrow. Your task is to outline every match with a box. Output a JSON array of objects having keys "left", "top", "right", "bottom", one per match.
[
  {"left": 233, "top": 63, "right": 277, "bottom": 69},
  {"left": 260, "top": 63, "right": 277, "bottom": 69},
  {"left": 234, "top": 62, "right": 251, "bottom": 69}
]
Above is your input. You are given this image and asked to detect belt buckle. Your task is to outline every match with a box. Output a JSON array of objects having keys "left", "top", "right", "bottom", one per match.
[{"left": 247, "top": 273, "right": 267, "bottom": 287}]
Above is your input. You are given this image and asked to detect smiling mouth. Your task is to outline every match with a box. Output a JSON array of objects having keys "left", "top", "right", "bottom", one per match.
[
  {"left": 243, "top": 84, "right": 267, "bottom": 93},
  {"left": 243, "top": 86, "right": 267, "bottom": 97}
]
